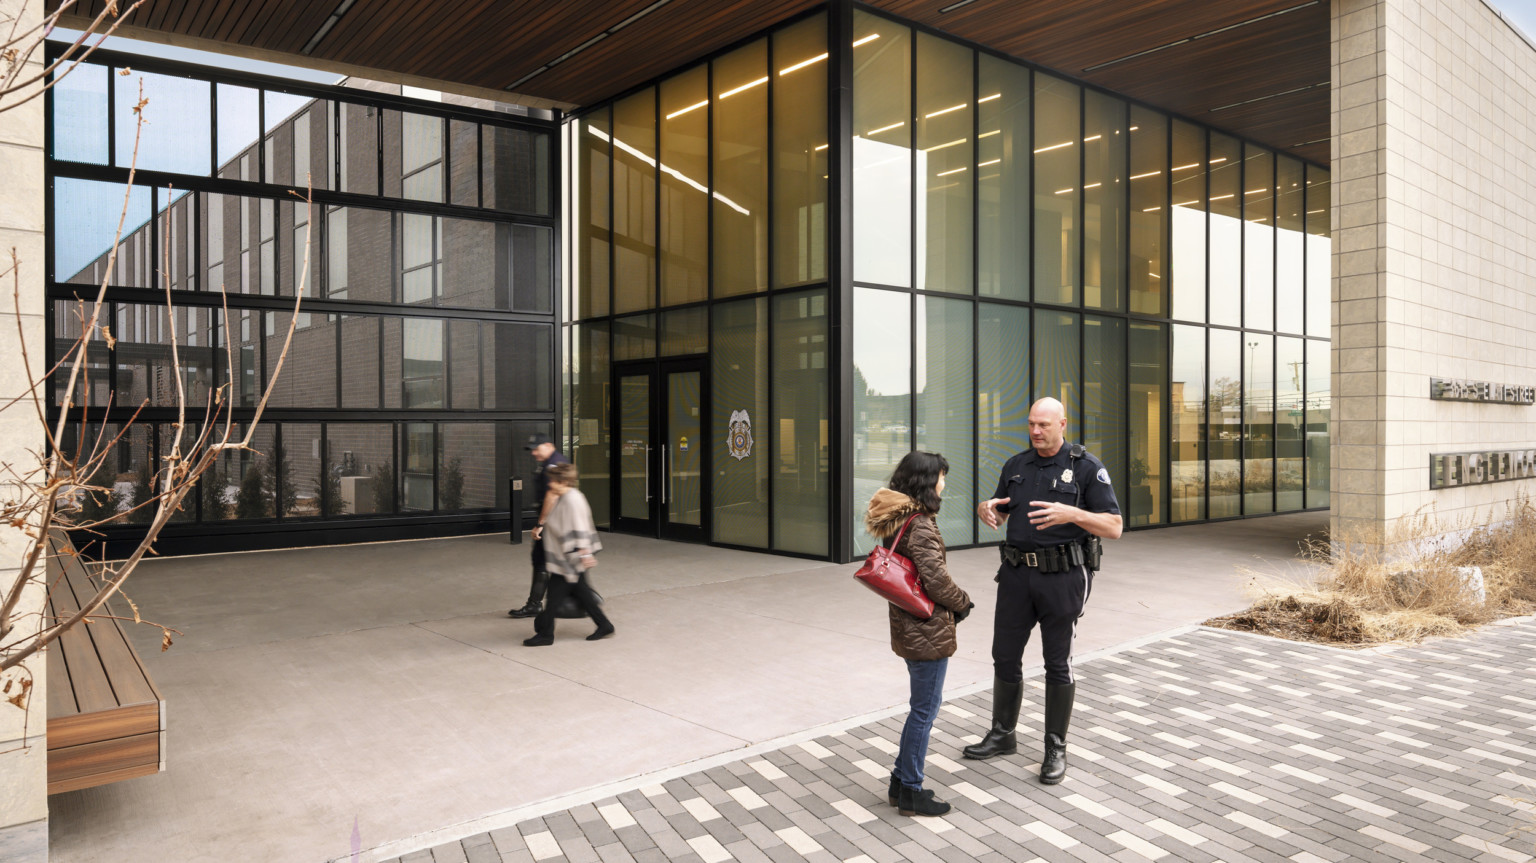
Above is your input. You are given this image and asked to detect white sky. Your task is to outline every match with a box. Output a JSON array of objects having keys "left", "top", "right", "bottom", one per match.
[{"left": 1491, "top": 0, "right": 1536, "bottom": 40}]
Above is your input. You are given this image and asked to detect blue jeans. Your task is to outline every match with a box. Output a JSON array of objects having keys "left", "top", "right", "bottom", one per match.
[{"left": 894, "top": 657, "right": 948, "bottom": 790}]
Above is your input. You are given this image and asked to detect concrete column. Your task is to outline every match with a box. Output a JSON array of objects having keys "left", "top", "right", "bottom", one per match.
[
  {"left": 1331, "top": 0, "right": 1536, "bottom": 543},
  {"left": 0, "top": 0, "right": 50, "bottom": 856}
]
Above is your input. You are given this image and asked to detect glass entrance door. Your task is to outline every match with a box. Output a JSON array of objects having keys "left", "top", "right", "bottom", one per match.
[{"left": 612, "top": 358, "right": 708, "bottom": 541}]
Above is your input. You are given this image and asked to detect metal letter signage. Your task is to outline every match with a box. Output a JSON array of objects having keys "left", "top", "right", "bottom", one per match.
[
  {"left": 1430, "top": 450, "right": 1536, "bottom": 489},
  {"left": 1429, "top": 377, "right": 1536, "bottom": 404}
]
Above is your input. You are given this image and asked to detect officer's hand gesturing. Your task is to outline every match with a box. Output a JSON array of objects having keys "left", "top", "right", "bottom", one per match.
[
  {"left": 978, "top": 497, "right": 1010, "bottom": 529},
  {"left": 1028, "top": 500, "right": 1077, "bottom": 529}
]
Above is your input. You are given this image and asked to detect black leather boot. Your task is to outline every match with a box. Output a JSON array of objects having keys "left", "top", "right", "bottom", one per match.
[
  {"left": 887, "top": 774, "right": 900, "bottom": 806},
  {"left": 962, "top": 677, "right": 1023, "bottom": 760},
  {"left": 1039, "top": 682, "right": 1075, "bottom": 785},
  {"left": 896, "top": 785, "right": 951, "bottom": 817},
  {"left": 508, "top": 570, "right": 549, "bottom": 618}
]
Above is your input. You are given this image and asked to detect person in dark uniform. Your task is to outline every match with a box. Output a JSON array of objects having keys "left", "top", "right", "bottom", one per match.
[
  {"left": 508, "top": 434, "right": 568, "bottom": 619},
  {"left": 963, "top": 397, "right": 1122, "bottom": 785}
]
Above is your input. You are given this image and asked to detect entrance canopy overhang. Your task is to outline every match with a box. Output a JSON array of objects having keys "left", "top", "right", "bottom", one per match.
[{"left": 57, "top": 0, "right": 1328, "bottom": 163}]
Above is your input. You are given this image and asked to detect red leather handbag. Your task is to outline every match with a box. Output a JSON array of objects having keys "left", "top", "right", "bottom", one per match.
[{"left": 853, "top": 514, "right": 934, "bottom": 619}]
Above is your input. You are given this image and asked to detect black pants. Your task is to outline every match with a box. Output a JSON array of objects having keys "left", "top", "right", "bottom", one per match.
[
  {"left": 534, "top": 573, "right": 610, "bottom": 635},
  {"left": 991, "top": 560, "right": 1092, "bottom": 685}
]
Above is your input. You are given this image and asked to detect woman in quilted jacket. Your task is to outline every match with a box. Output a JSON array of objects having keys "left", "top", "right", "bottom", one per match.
[{"left": 864, "top": 450, "right": 974, "bottom": 817}]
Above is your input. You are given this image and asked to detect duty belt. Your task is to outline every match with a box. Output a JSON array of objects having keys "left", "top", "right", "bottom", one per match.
[{"left": 1000, "top": 541, "right": 1082, "bottom": 573}]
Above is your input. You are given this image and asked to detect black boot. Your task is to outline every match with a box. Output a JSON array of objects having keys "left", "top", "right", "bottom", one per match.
[
  {"left": 1039, "top": 682, "right": 1075, "bottom": 785},
  {"left": 962, "top": 677, "right": 1023, "bottom": 760},
  {"left": 509, "top": 570, "right": 549, "bottom": 618},
  {"left": 887, "top": 774, "right": 900, "bottom": 806},
  {"left": 896, "top": 785, "right": 950, "bottom": 817}
]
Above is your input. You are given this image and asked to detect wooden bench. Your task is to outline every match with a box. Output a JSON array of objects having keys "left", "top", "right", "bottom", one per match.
[{"left": 45, "top": 534, "right": 165, "bottom": 795}]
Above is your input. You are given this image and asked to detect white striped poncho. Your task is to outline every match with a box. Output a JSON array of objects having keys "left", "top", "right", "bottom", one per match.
[{"left": 542, "top": 488, "right": 602, "bottom": 582}]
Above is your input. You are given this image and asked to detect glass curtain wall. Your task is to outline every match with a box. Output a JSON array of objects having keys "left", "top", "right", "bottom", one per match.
[
  {"left": 48, "top": 52, "right": 555, "bottom": 549},
  {"left": 565, "top": 12, "right": 830, "bottom": 555},
  {"left": 848, "top": 7, "right": 1330, "bottom": 554}
]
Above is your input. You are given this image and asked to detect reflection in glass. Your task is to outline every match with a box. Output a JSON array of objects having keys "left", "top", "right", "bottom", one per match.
[
  {"left": 53, "top": 62, "right": 108, "bottom": 164},
  {"left": 1306, "top": 166, "right": 1331, "bottom": 338},
  {"left": 439, "top": 423, "right": 499, "bottom": 510},
  {"left": 437, "top": 216, "right": 499, "bottom": 308},
  {"left": 978, "top": 303, "right": 1030, "bottom": 502},
  {"left": 1084, "top": 91, "right": 1125, "bottom": 311},
  {"left": 327, "top": 424, "right": 396, "bottom": 515},
  {"left": 613, "top": 88, "right": 658, "bottom": 313},
  {"left": 1306, "top": 338, "right": 1330, "bottom": 508},
  {"left": 772, "top": 13, "right": 827, "bottom": 289},
  {"left": 117, "top": 69, "right": 210, "bottom": 175},
  {"left": 116, "top": 303, "right": 216, "bottom": 408},
  {"left": 401, "top": 317, "right": 444, "bottom": 408},
  {"left": 1276, "top": 156, "right": 1305, "bottom": 334},
  {"left": 340, "top": 315, "right": 381, "bottom": 408},
  {"left": 1243, "top": 333, "right": 1274, "bottom": 514},
  {"left": 483, "top": 125, "right": 551, "bottom": 215},
  {"left": 230, "top": 425, "right": 277, "bottom": 519},
  {"left": 916, "top": 33, "right": 972, "bottom": 295},
  {"left": 267, "top": 311, "right": 337, "bottom": 408},
  {"left": 490, "top": 323, "right": 552, "bottom": 411},
  {"left": 52, "top": 299, "right": 111, "bottom": 408},
  {"left": 1243, "top": 144, "right": 1274, "bottom": 332},
  {"left": 1034, "top": 73, "right": 1080, "bottom": 305},
  {"left": 577, "top": 111, "right": 612, "bottom": 317},
  {"left": 338, "top": 101, "right": 379, "bottom": 195},
  {"left": 853, "top": 288, "right": 911, "bottom": 556},
  {"left": 1208, "top": 133, "right": 1242, "bottom": 327},
  {"left": 572, "top": 322, "right": 611, "bottom": 525},
  {"left": 1208, "top": 328, "right": 1240, "bottom": 518},
  {"left": 216, "top": 84, "right": 259, "bottom": 177},
  {"left": 661, "top": 306, "right": 708, "bottom": 356},
  {"left": 712, "top": 39, "right": 769, "bottom": 298},
  {"left": 977, "top": 54, "right": 1030, "bottom": 301},
  {"left": 618, "top": 374, "right": 650, "bottom": 523},
  {"left": 853, "top": 11, "right": 912, "bottom": 288},
  {"left": 282, "top": 422, "right": 323, "bottom": 518},
  {"left": 55, "top": 179, "right": 153, "bottom": 287},
  {"left": 667, "top": 370, "right": 703, "bottom": 527},
  {"left": 400, "top": 213, "right": 440, "bottom": 304},
  {"left": 285, "top": 198, "right": 320, "bottom": 298},
  {"left": 449, "top": 319, "right": 481, "bottom": 409},
  {"left": 511, "top": 225, "right": 554, "bottom": 313},
  {"left": 660, "top": 65, "right": 709, "bottom": 306},
  {"left": 1129, "top": 322, "right": 1166, "bottom": 525},
  {"left": 1170, "top": 120, "right": 1206, "bottom": 322},
  {"left": 1034, "top": 309, "right": 1080, "bottom": 426},
  {"left": 1128, "top": 108, "right": 1166, "bottom": 316},
  {"left": 160, "top": 188, "right": 196, "bottom": 292},
  {"left": 712, "top": 299, "right": 768, "bottom": 547},
  {"left": 917, "top": 295, "right": 974, "bottom": 545},
  {"left": 1084, "top": 315, "right": 1125, "bottom": 501},
  {"left": 328, "top": 206, "right": 392, "bottom": 303},
  {"left": 773, "top": 290, "right": 828, "bottom": 556},
  {"left": 400, "top": 111, "right": 445, "bottom": 203},
  {"left": 613, "top": 313, "right": 656, "bottom": 361},
  {"left": 1276, "top": 337, "right": 1305, "bottom": 511},
  {"left": 401, "top": 422, "right": 435, "bottom": 511}
]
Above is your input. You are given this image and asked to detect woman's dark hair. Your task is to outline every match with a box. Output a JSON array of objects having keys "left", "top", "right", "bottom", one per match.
[{"left": 887, "top": 451, "right": 949, "bottom": 514}]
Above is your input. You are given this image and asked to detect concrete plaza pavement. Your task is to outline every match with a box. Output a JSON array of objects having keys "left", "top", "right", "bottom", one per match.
[{"left": 47, "top": 513, "right": 1331, "bottom": 862}]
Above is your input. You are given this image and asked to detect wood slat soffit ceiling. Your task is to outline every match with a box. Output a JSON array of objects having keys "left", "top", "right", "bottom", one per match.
[{"left": 57, "top": 0, "right": 1329, "bottom": 163}]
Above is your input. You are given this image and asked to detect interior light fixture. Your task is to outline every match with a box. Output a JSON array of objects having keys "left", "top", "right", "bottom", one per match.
[
  {"left": 1083, "top": 182, "right": 1102, "bottom": 190},
  {"left": 925, "top": 103, "right": 968, "bottom": 119},
  {"left": 779, "top": 53, "right": 828, "bottom": 75},
  {"left": 978, "top": 158, "right": 1000, "bottom": 167},
  {"left": 937, "top": 166, "right": 967, "bottom": 176},
  {"left": 1245, "top": 188, "right": 1268, "bottom": 195},
  {"left": 814, "top": 143, "right": 829, "bottom": 151},
  {"left": 1082, "top": 1, "right": 1319, "bottom": 73},
  {"left": 939, "top": 0, "right": 981, "bottom": 12},
  {"left": 1083, "top": 134, "right": 1102, "bottom": 142},
  {"left": 1129, "top": 170, "right": 1162, "bottom": 180},
  {"left": 507, "top": 0, "right": 673, "bottom": 90},
  {"left": 978, "top": 93, "right": 1001, "bottom": 103},
  {"left": 1142, "top": 206, "right": 1162, "bottom": 212},
  {"left": 1209, "top": 157, "right": 1228, "bottom": 164},
  {"left": 1173, "top": 200, "right": 1201, "bottom": 207},
  {"left": 600, "top": 127, "right": 750, "bottom": 215},
  {"left": 978, "top": 130, "right": 1000, "bottom": 138},
  {"left": 1210, "top": 193, "right": 1234, "bottom": 201},
  {"left": 666, "top": 99, "right": 709, "bottom": 120},
  {"left": 1211, "top": 81, "right": 1327, "bottom": 113},
  {"left": 923, "top": 138, "right": 967, "bottom": 152},
  {"left": 867, "top": 121, "right": 905, "bottom": 135},
  {"left": 853, "top": 33, "right": 880, "bottom": 47},
  {"left": 1306, "top": 209, "right": 1326, "bottom": 214},
  {"left": 719, "top": 76, "right": 768, "bottom": 99},
  {"left": 1171, "top": 162, "right": 1199, "bottom": 172},
  {"left": 1034, "top": 141, "right": 1073, "bottom": 153},
  {"left": 301, "top": 0, "right": 356, "bottom": 55},
  {"left": 1055, "top": 187, "right": 1073, "bottom": 195}
]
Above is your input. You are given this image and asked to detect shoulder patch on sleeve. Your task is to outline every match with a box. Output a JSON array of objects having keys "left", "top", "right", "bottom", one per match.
[{"left": 1097, "top": 467, "right": 1111, "bottom": 485}]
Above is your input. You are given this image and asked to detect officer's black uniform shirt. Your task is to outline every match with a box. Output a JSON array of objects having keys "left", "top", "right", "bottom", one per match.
[
  {"left": 993, "top": 442, "right": 1120, "bottom": 549},
  {"left": 533, "top": 449, "right": 568, "bottom": 502}
]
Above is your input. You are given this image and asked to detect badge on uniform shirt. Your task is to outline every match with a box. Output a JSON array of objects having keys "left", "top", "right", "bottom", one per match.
[{"left": 1060, "top": 469, "right": 1073, "bottom": 484}]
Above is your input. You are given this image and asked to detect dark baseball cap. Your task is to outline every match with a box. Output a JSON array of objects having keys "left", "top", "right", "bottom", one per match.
[{"left": 523, "top": 433, "right": 553, "bottom": 450}]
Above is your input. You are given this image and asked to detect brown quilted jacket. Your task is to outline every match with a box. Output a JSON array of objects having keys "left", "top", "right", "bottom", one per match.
[{"left": 863, "top": 489, "right": 972, "bottom": 661}]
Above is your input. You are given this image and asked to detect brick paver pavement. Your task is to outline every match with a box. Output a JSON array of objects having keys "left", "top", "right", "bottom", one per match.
[{"left": 383, "top": 619, "right": 1536, "bottom": 863}]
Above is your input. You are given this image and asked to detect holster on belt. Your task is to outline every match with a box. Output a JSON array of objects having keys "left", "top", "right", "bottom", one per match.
[{"left": 999, "top": 541, "right": 1081, "bottom": 573}]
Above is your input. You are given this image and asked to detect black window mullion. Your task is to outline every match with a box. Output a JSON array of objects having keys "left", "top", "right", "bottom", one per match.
[{"left": 971, "top": 46, "right": 980, "bottom": 546}]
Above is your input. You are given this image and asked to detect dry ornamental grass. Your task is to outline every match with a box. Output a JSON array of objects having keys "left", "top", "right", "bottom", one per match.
[{"left": 1207, "top": 496, "right": 1536, "bottom": 646}]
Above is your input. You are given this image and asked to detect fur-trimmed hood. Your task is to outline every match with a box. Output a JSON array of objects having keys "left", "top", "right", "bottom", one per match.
[{"left": 864, "top": 488, "right": 923, "bottom": 539}]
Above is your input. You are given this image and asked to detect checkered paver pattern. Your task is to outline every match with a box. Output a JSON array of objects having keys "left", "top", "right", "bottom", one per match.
[{"left": 389, "top": 621, "right": 1536, "bottom": 863}]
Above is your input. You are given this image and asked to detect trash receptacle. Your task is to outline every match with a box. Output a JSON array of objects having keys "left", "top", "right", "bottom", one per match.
[{"left": 509, "top": 477, "right": 523, "bottom": 544}]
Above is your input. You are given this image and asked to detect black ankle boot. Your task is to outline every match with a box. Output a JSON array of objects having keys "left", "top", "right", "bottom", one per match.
[
  {"left": 963, "top": 677, "right": 1023, "bottom": 760},
  {"left": 509, "top": 571, "right": 550, "bottom": 618},
  {"left": 887, "top": 775, "right": 900, "bottom": 806},
  {"left": 1039, "top": 682, "right": 1075, "bottom": 785},
  {"left": 896, "top": 785, "right": 950, "bottom": 817}
]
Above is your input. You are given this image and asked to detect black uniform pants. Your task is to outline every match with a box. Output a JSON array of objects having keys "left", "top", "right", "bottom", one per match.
[
  {"left": 535, "top": 573, "right": 611, "bottom": 635},
  {"left": 992, "top": 559, "right": 1093, "bottom": 685}
]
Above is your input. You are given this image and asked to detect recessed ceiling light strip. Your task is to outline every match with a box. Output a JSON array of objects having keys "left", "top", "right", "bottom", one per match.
[
  {"left": 939, "top": 0, "right": 981, "bottom": 12},
  {"left": 301, "top": 0, "right": 357, "bottom": 55},
  {"left": 1083, "top": 1, "right": 1319, "bottom": 72},
  {"left": 1209, "top": 80, "right": 1327, "bottom": 112},
  {"left": 507, "top": 0, "right": 674, "bottom": 90}
]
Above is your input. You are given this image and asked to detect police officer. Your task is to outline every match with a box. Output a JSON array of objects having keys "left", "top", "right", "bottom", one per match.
[
  {"left": 963, "top": 397, "right": 1122, "bottom": 785},
  {"left": 508, "top": 434, "right": 568, "bottom": 619}
]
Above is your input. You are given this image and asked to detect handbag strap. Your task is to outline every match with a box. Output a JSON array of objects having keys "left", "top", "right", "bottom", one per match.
[{"left": 886, "top": 513, "right": 921, "bottom": 551}]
